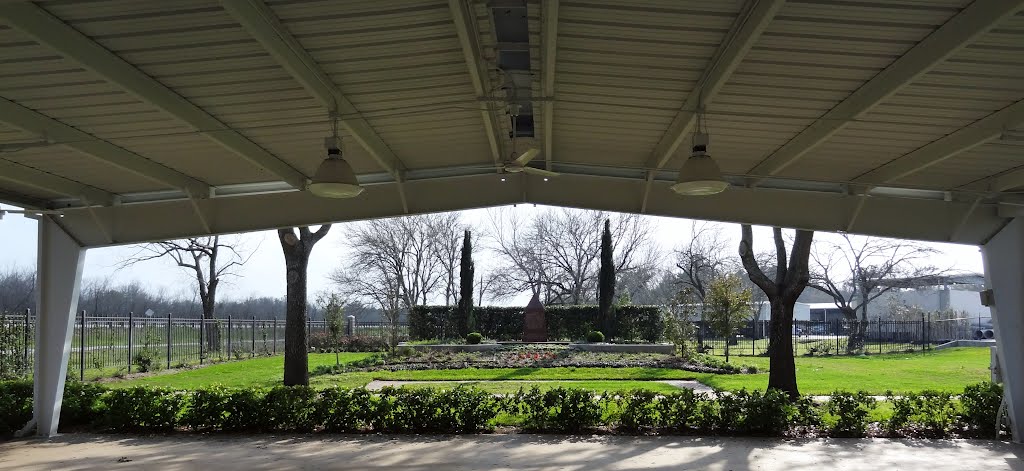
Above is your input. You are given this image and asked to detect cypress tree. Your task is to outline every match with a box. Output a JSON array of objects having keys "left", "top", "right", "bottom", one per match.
[
  {"left": 458, "top": 229, "right": 475, "bottom": 336},
  {"left": 598, "top": 219, "right": 615, "bottom": 338}
]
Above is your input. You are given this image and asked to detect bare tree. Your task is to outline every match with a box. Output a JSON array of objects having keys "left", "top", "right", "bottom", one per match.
[
  {"left": 739, "top": 225, "right": 814, "bottom": 399},
  {"left": 674, "top": 222, "right": 734, "bottom": 301},
  {"left": 124, "top": 236, "right": 251, "bottom": 322},
  {"left": 673, "top": 221, "right": 735, "bottom": 348},
  {"left": 0, "top": 266, "right": 35, "bottom": 313},
  {"left": 428, "top": 213, "right": 465, "bottom": 306},
  {"left": 330, "top": 215, "right": 455, "bottom": 345},
  {"left": 279, "top": 225, "right": 331, "bottom": 386},
  {"left": 808, "top": 234, "right": 944, "bottom": 353},
  {"left": 486, "top": 208, "right": 657, "bottom": 305}
]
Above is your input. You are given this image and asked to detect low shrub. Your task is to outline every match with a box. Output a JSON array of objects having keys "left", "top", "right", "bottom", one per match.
[
  {"left": 659, "top": 389, "right": 702, "bottom": 430},
  {"left": 513, "top": 386, "right": 604, "bottom": 432},
  {"left": 618, "top": 389, "right": 661, "bottom": 430},
  {"left": 310, "top": 353, "right": 387, "bottom": 375},
  {"left": 132, "top": 348, "right": 158, "bottom": 373},
  {"left": 960, "top": 382, "right": 1004, "bottom": 438},
  {"left": 466, "top": 332, "right": 483, "bottom": 345},
  {"left": 319, "top": 387, "right": 373, "bottom": 432},
  {"left": 824, "top": 391, "right": 876, "bottom": 437},
  {"left": 308, "top": 332, "right": 389, "bottom": 352},
  {"left": 730, "top": 389, "right": 793, "bottom": 435},
  {"left": 0, "top": 380, "right": 33, "bottom": 437},
  {"left": 0, "top": 380, "right": 1010, "bottom": 439},
  {"left": 886, "top": 390, "right": 958, "bottom": 437},
  {"left": 586, "top": 331, "right": 605, "bottom": 343},
  {"left": 369, "top": 386, "right": 500, "bottom": 433},
  {"left": 183, "top": 386, "right": 232, "bottom": 430},
  {"left": 60, "top": 381, "right": 107, "bottom": 429},
  {"left": 264, "top": 386, "right": 319, "bottom": 431},
  {"left": 689, "top": 353, "right": 743, "bottom": 374},
  {"left": 103, "top": 387, "right": 186, "bottom": 431}
]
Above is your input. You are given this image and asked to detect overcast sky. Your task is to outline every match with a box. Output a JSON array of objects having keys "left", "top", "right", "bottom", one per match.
[{"left": 0, "top": 204, "right": 985, "bottom": 306}]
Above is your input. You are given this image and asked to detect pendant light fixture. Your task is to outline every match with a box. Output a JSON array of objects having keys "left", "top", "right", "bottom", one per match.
[
  {"left": 308, "top": 113, "right": 363, "bottom": 198},
  {"left": 671, "top": 105, "right": 728, "bottom": 196}
]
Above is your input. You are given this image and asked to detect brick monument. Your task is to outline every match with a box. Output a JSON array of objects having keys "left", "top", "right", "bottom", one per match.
[{"left": 523, "top": 292, "right": 546, "bottom": 342}]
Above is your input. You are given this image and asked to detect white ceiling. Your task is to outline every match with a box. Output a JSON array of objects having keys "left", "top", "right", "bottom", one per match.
[{"left": 0, "top": 0, "right": 1022, "bottom": 247}]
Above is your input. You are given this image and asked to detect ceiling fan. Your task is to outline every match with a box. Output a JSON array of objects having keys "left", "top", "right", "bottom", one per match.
[{"left": 501, "top": 147, "right": 558, "bottom": 177}]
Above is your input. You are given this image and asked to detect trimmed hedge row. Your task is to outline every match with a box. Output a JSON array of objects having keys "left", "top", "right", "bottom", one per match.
[
  {"left": 0, "top": 381, "right": 1007, "bottom": 439},
  {"left": 409, "top": 305, "right": 665, "bottom": 342}
]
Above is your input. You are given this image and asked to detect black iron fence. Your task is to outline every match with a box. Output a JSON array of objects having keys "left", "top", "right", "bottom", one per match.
[
  {"left": 695, "top": 316, "right": 992, "bottom": 357},
  {"left": 0, "top": 310, "right": 408, "bottom": 380}
]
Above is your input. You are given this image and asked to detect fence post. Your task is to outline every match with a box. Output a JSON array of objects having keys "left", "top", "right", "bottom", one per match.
[
  {"left": 227, "top": 315, "right": 233, "bottom": 357},
  {"left": 167, "top": 313, "right": 172, "bottom": 370},
  {"left": 877, "top": 318, "right": 882, "bottom": 355},
  {"left": 199, "top": 316, "right": 205, "bottom": 365},
  {"left": 251, "top": 316, "right": 256, "bottom": 358},
  {"left": 925, "top": 312, "right": 931, "bottom": 351},
  {"left": 127, "top": 311, "right": 133, "bottom": 373},
  {"left": 921, "top": 313, "right": 926, "bottom": 352},
  {"left": 79, "top": 310, "right": 85, "bottom": 381},
  {"left": 273, "top": 319, "right": 277, "bottom": 355},
  {"left": 23, "top": 308, "right": 30, "bottom": 374}
]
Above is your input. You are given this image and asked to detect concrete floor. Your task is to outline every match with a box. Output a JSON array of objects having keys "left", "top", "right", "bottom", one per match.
[{"left": 0, "top": 434, "right": 1021, "bottom": 471}]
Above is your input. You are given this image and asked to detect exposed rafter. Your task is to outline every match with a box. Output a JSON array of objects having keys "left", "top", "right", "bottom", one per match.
[
  {"left": 221, "top": 0, "right": 403, "bottom": 177},
  {"left": 0, "top": 159, "right": 115, "bottom": 207},
  {"left": 449, "top": 0, "right": 504, "bottom": 166},
  {"left": 0, "top": 1, "right": 308, "bottom": 189},
  {"left": 993, "top": 167, "right": 1024, "bottom": 193},
  {"left": 855, "top": 99, "right": 1024, "bottom": 186},
  {"left": 646, "top": 0, "right": 784, "bottom": 171},
  {"left": 0, "top": 97, "right": 208, "bottom": 198},
  {"left": 748, "top": 0, "right": 1024, "bottom": 179},
  {"left": 541, "top": 0, "right": 559, "bottom": 170},
  {"left": 221, "top": 0, "right": 408, "bottom": 210},
  {"left": 640, "top": 0, "right": 784, "bottom": 212}
]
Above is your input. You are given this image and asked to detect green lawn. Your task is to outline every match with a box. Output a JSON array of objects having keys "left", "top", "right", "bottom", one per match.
[
  {"left": 701, "top": 347, "right": 989, "bottom": 394},
  {"left": 112, "top": 348, "right": 990, "bottom": 395},
  {"left": 113, "top": 352, "right": 376, "bottom": 389}
]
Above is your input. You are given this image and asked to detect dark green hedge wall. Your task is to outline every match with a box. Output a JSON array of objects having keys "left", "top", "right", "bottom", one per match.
[{"left": 409, "top": 304, "right": 664, "bottom": 342}]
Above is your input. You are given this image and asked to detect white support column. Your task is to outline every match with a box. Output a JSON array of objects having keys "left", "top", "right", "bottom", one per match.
[
  {"left": 982, "top": 217, "right": 1024, "bottom": 442},
  {"left": 33, "top": 216, "right": 85, "bottom": 437}
]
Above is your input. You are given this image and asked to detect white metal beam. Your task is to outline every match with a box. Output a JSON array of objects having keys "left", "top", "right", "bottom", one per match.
[
  {"left": 33, "top": 216, "right": 85, "bottom": 436},
  {"left": 541, "top": 0, "right": 559, "bottom": 170},
  {"left": 449, "top": 0, "right": 504, "bottom": 166},
  {"left": 220, "top": 0, "right": 404, "bottom": 178},
  {"left": 856, "top": 99, "right": 1024, "bottom": 186},
  {"left": 646, "top": 0, "right": 785, "bottom": 170},
  {"left": 749, "top": 0, "right": 1024, "bottom": 179},
  {"left": 994, "top": 167, "right": 1024, "bottom": 193},
  {"left": 640, "top": 0, "right": 783, "bottom": 212},
  {"left": 982, "top": 220, "right": 1024, "bottom": 442},
  {"left": 0, "top": 97, "right": 208, "bottom": 198},
  {"left": 0, "top": 2, "right": 308, "bottom": 189},
  {"left": 0, "top": 159, "right": 115, "bottom": 206}
]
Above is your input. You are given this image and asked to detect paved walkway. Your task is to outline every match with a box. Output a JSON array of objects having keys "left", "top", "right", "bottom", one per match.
[
  {"left": 364, "top": 379, "right": 714, "bottom": 393},
  {"left": 0, "top": 434, "right": 1019, "bottom": 470}
]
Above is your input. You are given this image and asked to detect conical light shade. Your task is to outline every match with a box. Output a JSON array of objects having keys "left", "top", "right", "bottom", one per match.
[
  {"left": 309, "top": 155, "right": 363, "bottom": 198},
  {"left": 670, "top": 154, "right": 728, "bottom": 196}
]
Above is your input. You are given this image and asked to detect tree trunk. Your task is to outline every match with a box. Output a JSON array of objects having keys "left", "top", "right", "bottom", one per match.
[
  {"left": 283, "top": 250, "right": 309, "bottom": 386},
  {"left": 767, "top": 299, "right": 798, "bottom": 397},
  {"left": 280, "top": 226, "right": 330, "bottom": 387},
  {"left": 839, "top": 306, "right": 864, "bottom": 354}
]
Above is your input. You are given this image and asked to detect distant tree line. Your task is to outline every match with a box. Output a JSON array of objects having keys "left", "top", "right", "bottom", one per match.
[{"left": 0, "top": 267, "right": 388, "bottom": 321}]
